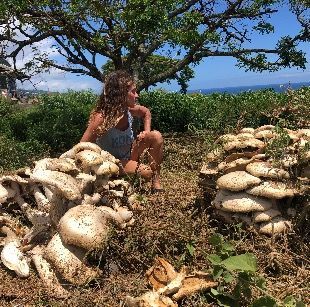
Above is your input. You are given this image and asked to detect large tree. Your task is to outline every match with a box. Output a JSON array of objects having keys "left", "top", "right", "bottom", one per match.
[{"left": 0, "top": 0, "right": 309, "bottom": 91}]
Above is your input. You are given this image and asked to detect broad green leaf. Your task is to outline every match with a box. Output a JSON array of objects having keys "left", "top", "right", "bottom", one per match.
[
  {"left": 252, "top": 296, "right": 277, "bottom": 307},
  {"left": 207, "top": 254, "right": 222, "bottom": 265},
  {"left": 221, "top": 253, "right": 257, "bottom": 272}
]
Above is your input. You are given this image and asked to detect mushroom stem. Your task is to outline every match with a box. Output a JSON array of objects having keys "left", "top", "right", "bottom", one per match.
[{"left": 31, "top": 246, "right": 69, "bottom": 298}]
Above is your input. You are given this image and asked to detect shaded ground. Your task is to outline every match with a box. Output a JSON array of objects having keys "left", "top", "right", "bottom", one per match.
[{"left": 0, "top": 133, "right": 309, "bottom": 306}]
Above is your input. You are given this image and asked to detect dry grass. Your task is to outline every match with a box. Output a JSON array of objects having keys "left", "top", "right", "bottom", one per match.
[{"left": 0, "top": 132, "right": 309, "bottom": 306}]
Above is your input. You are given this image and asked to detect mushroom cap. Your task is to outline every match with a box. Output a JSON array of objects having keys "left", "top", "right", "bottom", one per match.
[
  {"left": 213, "top": 189, "right": 273, "bottom": 212},
  {"left": 246, "top": 181, "right": 296, "bottom": 199},
  {"left": 60, "top": 142, "right": 102, "bottom": 159},
  {"left": 1, "top": 240, "right": 30, "bottom": 277},
  {"left": 0, "top": 174, "right": 28, "bottom": 184},
  {"left": 254, "top": 125, "right": 275, "bottom": 133},
  {"left": 246, "top": 162, "right": 290, "bottom": 179},
  {"left": 297, "top": 129, "right": 310, "bottom": 140},
  {"left": 47, "top": 158, "right": 79, "bottom": 173},
  {"left": 258, "top": 217, "right": 292, "bottom": 235},
  {"left": 125, "top": 291, "right": 177, "bottom": 307},
  {"left": 239, "top": 128, "right": 255, "bottom": 134},
  {"left": 254, "top": 130, "right": 276, "bottom": 139},
  {"left": 253, "top": 208, "right": 281, "bottom": 223},
  {"left": 216, "top": 134, "right": 237, "bottom": 143},
  {"left": 200, "top": 163, "right": 218, "bottom": 176},
  {"left": 44, "top": 233, "right": 101, "bottom": 285},
  {"left": 75, "top": 149, "right": 104, "bottom": 168},
  {"left": 58, "top": 204, "right": 110, "bottom": 250},
  {"left": 30, "top": 170, "right": 81, "bottom": 200},
  {"left": 236, "top": 133, "right": 256, "bottom": 140},
  {"left": 223, "top": 138, "right": 265, "bottom": 151},
  {"left": 92, "top": 161, "right": 119, "bottom": 176},
  {"left": 218, "top": 158, "right": 253, "bottom": 173},
  {"left": 217, "top": 171, "right": 261, "bottom": 191}
]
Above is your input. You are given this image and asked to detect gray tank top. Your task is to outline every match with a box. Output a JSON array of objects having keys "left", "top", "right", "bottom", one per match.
[{"left": 96, "top": 111, "right": 134, "bottom": 160}]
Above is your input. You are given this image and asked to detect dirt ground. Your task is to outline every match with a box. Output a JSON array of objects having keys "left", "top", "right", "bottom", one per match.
[{"left": 0, "top": 133, "right": 309, "bottom": 306}]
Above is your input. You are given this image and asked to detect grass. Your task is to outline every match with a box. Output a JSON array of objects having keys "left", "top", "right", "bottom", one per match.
[{"left": 0, "top": 132, "right": 308, "bottom": 306}]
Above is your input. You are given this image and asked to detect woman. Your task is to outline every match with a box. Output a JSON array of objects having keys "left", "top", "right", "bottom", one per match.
[{"left": 81, "top": 70, "right": 163, "bottom": 192}]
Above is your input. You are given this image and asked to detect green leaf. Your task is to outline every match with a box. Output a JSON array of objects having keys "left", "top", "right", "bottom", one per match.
[
  {"left": 210, "top": 288, "right": 219, "bottom": 296},
  {"left": 213, "top": 266, "right": 223, "bottom": 280},
  {"left": 223, "top": 271, "right": 234, "bottom": 283},
  {"left": 207, "top": 254, "right": 222, "bottom": 265},
  {"left": 283, "top": 295, "right": 306, "bottom": 307},
  {"left": 186, "top": 243, "right": 195, "bottom": 256},
  {"left": 222, "top": 242, "right": 235, "bottom": 253},
  {"left": 221, "top": 253, "right": 257, "bottom": 272},
  {"left": 254, "top": 276, "right": 267, "bottom": 290},
  {"left": 209, "top": 233, "right": 223, "bottom": 247},
  {"left": 252, "top": 296, "right": 277, "bottom": 307}
]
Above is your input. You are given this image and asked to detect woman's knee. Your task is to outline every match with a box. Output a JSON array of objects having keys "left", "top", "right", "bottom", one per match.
[{"left": 146, "top": 130, "right": 163, "bottom": 145}]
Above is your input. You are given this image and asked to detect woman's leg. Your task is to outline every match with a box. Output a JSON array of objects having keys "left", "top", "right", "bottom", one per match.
[{"left": 123, "top": 130, "right": 164, "bottom": 189}]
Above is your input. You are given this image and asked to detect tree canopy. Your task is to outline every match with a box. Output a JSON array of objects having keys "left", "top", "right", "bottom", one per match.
[{"left": 0, "top": 0, "right": 309, "bottom": 90}]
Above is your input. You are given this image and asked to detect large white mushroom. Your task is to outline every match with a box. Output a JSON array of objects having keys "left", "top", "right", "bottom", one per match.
[
  {"left": 213, "top": 190, "right": 273, "bottom": 213},
  {"left": 44, "top": 233, "right": 101, "bottom": 285},
  {"left": 0, "top": 225, "right": 30, "bottom": 277},
  {"left": 217, "top": 171, "right": 261, "bottom": 191}
]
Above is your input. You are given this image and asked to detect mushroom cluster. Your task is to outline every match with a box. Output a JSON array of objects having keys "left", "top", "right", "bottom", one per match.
[
  {"left": 125, "top": 257, "right": 217, "bottom": 307},
  {"left": 200, "top": 125, "right": 310, "bottom": 236},
  {"left": 0, "top": 142, "right": 139, "bottom": 297}
]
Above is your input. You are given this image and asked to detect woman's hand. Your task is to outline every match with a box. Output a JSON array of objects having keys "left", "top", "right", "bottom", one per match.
[{"left": 136, "top": 131, "right": 149, "bottom": 142}]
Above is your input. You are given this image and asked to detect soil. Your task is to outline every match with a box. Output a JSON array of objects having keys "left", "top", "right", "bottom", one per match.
[{"left": 0, "top": 133, "right": 309, "bottom": 306}]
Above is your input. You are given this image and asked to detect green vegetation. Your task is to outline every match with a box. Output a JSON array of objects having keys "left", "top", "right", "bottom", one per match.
[{"left": 0, "top": 87, "right": 309, "bottom": 172}]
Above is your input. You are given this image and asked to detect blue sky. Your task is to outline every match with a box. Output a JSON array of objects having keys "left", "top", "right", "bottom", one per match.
[{"left": 17, "top": 5, "right": 309, "bottom": 93}]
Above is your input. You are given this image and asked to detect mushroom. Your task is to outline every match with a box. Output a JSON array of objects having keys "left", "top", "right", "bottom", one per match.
[
  {"left": 253, "top": 208, "right": 281, "bottom": 223},
  {"left": 92, "top": 161, "right": 119, "bottom": 176},
  {"left": 246, "top": 181, "right": 296, "bottom": 199},
  {"left": 58, "top": 204, "right": 111, "bottom": 250},
  {"left": 60, "top": 142, "right": 102, "bottom": 159},
  {"left": 213, "top": 190, "right": 273, "bottom": 212},
  {"left": 75, "top": 149, "right": 104, "bottom": 170},
  {"left": 0, "top": 225, "right": 30, "bottom": 277},
  {"left": 30, "top": 170, "right": 81, "bottom": 200},
  {"left": 44, "top": 233, "right": 101, "bottom": 285},
  {"left": 259, "top": 217, "right": 292, "bottom": 235},
  {"left": 239, "top": 128, "right": 255, "bottom": 134},
  {"left": 223, "top": 138, "right": 265, "bottom": 151},
  {"left": 254, "top": 125, "right": 275, "bottom": 133},
  {"left": 246, "top": 162, "right": 290, "bottom": 179},
  {"left": 254, "top": 129, "right": 276, "bottom": 139},
  {"left": 217, "top": 171, "right": 261, "bottom": 192},
  {"left": 31, "top": 246, "right": 69, "bottom": 298},
  {"left": 125, "top": 291, "right": 177, "bottom": 307}
]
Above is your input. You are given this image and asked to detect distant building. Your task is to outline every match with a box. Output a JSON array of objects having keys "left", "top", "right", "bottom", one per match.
[{"left": 0, "top": 57, "right": 17, "bottom": 98}]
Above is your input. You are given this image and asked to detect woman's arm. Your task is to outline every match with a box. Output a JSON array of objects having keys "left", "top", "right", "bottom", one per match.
[
  {"left": 129, "top": 104, "right": 151, "bottom": 132},
  {"left": 80, "top": 112, "right": 104, "bottom": 142}
]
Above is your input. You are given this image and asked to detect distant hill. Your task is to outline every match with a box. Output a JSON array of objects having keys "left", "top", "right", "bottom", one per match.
[{"left": 189, "top": 81, "right": 310, "bottom": 95}]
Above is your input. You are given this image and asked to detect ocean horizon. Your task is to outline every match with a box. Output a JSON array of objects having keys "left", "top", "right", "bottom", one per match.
[{"left": 189, "top": 81, "right": 310, "bottom": 95}]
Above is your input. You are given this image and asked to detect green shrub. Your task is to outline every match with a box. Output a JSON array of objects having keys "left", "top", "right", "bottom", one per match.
[
  {"left": 0, "top": 134, "right": 50, "bottom": 173},
  {"left": 7, "top": 91, "right": 96, "bottom": 155}
]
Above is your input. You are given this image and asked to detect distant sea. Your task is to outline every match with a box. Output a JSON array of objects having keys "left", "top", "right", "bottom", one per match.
[{"left": 189, "top": 81, "right": 310, "bottom": 95}]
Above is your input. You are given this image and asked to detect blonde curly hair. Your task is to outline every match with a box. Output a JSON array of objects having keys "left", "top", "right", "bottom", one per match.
[{"left": 90, "top": 70, "right": 134, "bottom": 136}]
